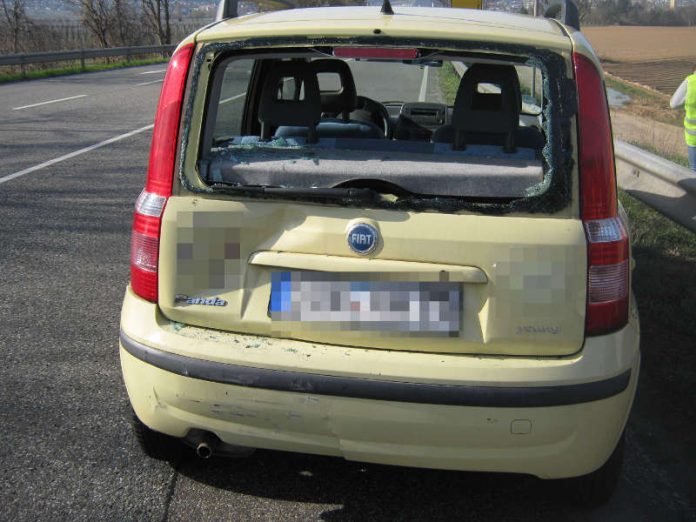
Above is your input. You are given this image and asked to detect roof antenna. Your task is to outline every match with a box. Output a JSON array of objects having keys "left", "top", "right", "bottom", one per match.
[{"left": 381, "top": 0, "right": 394, "bottom": 15}]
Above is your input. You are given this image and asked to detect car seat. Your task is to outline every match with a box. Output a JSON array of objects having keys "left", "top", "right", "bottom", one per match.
[
  {"left": 274, "top": 59, "right": 384, "bottom": 140},
  {"left": 258, "top": 61, "right": 321, "bottom": 143},
  {"left": 432, "top": 63, "right": 543, "bottom": 152}
]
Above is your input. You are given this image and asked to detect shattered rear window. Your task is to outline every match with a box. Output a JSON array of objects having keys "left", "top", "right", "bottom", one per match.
[{"left": 182, "top": 39, "right": 574, "bottom": 215}]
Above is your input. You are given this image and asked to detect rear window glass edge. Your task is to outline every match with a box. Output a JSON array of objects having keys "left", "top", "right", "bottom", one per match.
[{"left": 178, "top": 37, "right": 575, "bottom": 216}]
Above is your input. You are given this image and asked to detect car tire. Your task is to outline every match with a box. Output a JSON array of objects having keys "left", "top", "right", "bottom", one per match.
[
  {"left": 131, "top": 410, "right": 183, "bottom": 463},
  {"left": 565, "top": 431, "right": 625, "bottom": 507}
]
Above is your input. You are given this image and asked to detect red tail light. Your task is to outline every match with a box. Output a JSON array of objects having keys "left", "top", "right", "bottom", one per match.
[
  {"left": 131, "top": 43, "right": 194, "bottom": 302},
  {"left": 574, "top": 52, "right": 628, "bottom": 336}
]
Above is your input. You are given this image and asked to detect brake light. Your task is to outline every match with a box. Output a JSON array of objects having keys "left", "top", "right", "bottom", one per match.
[
  {"left": 131, "top": 43, "right": 194, "bottom": 302},
  {"left": 574, "top": 52, "right": 628, "bottom": 335},
  {"left": 333, "top": 47, "right": 419, "bottom": 60}
]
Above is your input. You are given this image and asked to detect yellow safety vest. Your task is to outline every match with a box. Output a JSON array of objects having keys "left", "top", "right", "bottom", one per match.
[{"left": 684, "top": 74, "right": 696, "bottom": 146}]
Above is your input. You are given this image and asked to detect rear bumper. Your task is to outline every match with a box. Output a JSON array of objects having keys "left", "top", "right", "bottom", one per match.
[
  {"left": 121, "top": 330, "right": 631, "bottom": 408},
  {"left": 120, "top": 287, "right": 640, "bottom": 478}
]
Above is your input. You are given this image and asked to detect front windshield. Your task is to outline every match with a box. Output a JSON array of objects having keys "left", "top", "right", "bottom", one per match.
[{"left": 344, "top": 59, "right": 542, "bottom": 114}]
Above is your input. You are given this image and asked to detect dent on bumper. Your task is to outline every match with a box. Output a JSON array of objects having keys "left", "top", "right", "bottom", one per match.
[{"left": 120, "top": 329, "right": 631, "bottom": 408}]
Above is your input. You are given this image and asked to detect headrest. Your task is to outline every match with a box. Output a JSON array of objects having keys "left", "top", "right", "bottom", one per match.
[
  {"left": 452, "top": 63, "right": 521, "bottom": 152},
  {"left": 311, "top": 59, "right": 358, "bottom": 121},
  {"left": 258, "top": 61, "right": 321, "bottom": 143}
]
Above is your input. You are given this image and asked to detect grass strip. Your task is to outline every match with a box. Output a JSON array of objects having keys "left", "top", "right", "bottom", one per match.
[
  {"left": 605, "top": 75, "right": 666, "bottom": 104},
  {"left": 624, "top": 139, "right": 689, "bottom": 167},
  {"left": 0, "top": 56, "right": 169, "bottom": 84},
  {"left": 606, "top": 74, "right": 683, "bottom": 127},
  {"left": 619, "top": 190, "right": 696, "bottom": 339},
  {"left": 620, "top": 190, "right": 696, "bottom": 411},
  {"left": 438, "top": 61, "right": 460, "bottom": 106}
]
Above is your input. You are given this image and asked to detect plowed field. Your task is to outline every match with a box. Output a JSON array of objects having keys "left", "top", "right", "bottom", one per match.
[{"left": 584, "top": 26, "right": 696, "bottom": 94}]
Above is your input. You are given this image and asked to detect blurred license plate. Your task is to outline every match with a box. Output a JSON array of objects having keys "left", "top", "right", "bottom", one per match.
[{"left": 269, "top": 271, "right": 460, "bottom": 334}]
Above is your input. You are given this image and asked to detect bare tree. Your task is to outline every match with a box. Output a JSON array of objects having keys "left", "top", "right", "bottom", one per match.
[
  {"left": 680, "top": 5, "right": 696, "bottom": 25},
  {"left": 111, "top": 0, "right": 138, "bottom": 46},
  {"left": 141, "top": 0, "right": 171, "bottom": 45},
  {"left": 66, "top": 0, "right": 112, "bottom": 48},
  {"left": 575, "top": 0, "right": 595, "bottom": 21},
  {"left": 1, "top": 0, "right": 28, "bottom": 53}
]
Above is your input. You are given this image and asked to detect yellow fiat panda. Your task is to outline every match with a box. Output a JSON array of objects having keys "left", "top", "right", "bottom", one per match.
[{"left": 120, "top": 0, "right": 639, "bottom": 506}]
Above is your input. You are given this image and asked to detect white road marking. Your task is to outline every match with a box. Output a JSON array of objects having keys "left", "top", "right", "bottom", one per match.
[
  {"left": 136, "top": 79, "right": 164, "bottom": 86},
  {"left": 418, "top": 66, "right": 429, "bottom": 102},
  {"left": 12, "top": 94, "right": 87, "bottom": 111},
  {"left": 220, "top": 92, "right": 246, "bottom": 104},
  {"left": 138, "top": 69, "right": 167, "bottom": 75},
  {"left": 0, "top": 124, "right": 154, "bottom": 186}
]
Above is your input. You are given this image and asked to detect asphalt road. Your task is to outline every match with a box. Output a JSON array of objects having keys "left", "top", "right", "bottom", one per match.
[{"left": 0, "top": 62, "right": 694, "bottom": 522}]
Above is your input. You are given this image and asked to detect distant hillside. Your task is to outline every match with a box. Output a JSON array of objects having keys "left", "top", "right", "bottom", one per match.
[{"left": 23, "top": 0, "right": 219, "bottom": 20}]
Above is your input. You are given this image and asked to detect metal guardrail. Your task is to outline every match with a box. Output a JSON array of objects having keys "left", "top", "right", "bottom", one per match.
[
  {"left": 0, "top": 45, "right": 176, "bottom": 76},
  {"left": 614, "top": 140, "right": 696, "bottom": 233}
]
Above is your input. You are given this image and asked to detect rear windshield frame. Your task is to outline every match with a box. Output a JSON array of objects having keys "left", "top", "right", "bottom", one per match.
[{"left": 179, "top": 36, "right": 576, "bottom": 216}]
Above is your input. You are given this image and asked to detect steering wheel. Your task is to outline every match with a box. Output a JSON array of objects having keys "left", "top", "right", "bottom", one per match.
[{"left": 352, "top": 95, "right": 394, "bottom": 139}]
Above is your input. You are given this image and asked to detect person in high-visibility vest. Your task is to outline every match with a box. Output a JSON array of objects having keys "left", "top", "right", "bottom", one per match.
[{"left": 670, "top": 70, "right": 696, "bottom": 171}]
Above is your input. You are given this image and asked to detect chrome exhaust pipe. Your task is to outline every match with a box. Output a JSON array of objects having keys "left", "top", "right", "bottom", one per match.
[
  {"left": 189, "top": 430, "right": 216, "bottom": 459},
  {"left": 185, "top": 428, "right": 253, "bottom": 459},
  {"left": 196, "top": 441, "right": 213, "bottom": 459}
]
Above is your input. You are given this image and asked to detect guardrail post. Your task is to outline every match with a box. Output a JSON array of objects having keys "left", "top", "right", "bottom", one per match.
[
  {"left": 20, "top": 55, "right": 26, "bottom": 79},
  {"left": 80, "top": 49, "right": 85, "bottom": 71}
]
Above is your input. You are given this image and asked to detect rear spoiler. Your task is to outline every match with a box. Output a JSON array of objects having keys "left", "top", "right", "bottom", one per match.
[{"left": 543, "top": 0, "right": 580, "bottom": 31}]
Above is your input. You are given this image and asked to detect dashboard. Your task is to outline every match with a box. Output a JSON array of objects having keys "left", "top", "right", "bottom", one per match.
[{"left": 385, "top": 102, "right": 451, "bottom": 141}]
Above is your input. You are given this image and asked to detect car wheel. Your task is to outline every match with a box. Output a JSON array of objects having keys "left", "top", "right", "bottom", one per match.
[
  {"left": 564, "top": 431, "right": 625, "bottom": 507},
  {"left": 131, "top": 410, "right": 183, "bottom": 463}
]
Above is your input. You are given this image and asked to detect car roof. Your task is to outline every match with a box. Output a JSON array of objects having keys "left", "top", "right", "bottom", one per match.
[{"left": 196, "top": 6, "right": 573, "bottom": 52}]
